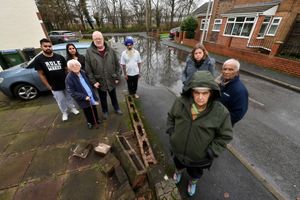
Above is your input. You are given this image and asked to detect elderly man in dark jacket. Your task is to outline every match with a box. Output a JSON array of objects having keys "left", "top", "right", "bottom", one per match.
[
  {"left": 216, "top": 58, "right": 248, "bottom": 126},
  {"left": 167, "top": 71, "right": 233, "bottom": 196},
  {"left": 85, "top": 31, "right": 122, "bottom": 119}
]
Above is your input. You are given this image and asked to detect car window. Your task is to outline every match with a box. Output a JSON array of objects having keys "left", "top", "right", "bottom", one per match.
[
  {"left": 77, "top": 48, "right": 87, "bottom": 56},
  {"left": 54, "top": 49, "right": 67, "bottom": 58},
  {"left": 49, "top": 32, "right": 58, "bottom": 36}
]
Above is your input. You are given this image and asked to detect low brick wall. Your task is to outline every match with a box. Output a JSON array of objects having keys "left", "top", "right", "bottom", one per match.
[{"left": 204, "top": 42, "right": 300, "bottom": 77}]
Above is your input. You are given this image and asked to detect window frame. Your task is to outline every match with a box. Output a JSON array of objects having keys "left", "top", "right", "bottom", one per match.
[
  {"left": 266, "top": 17, "right": 282, "bottom": 36},
  {"left": 257, "top": 16, "right": 272, "bottom": 38},
  {"left": 223, "top": 16, "right": 255, "bottom": 38},
  {"left": 212, "top": 19, "right": 222, "bottom": 32},
  {"left": 200, "top": 19, "right": 209, "bottom": 31}
]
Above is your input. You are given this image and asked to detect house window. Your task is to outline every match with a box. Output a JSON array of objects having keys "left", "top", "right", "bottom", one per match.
[
  {"left": 224, "top": 17, "right": 255, "bottom": 37},
  {"left": 257, "top": 16, "right": 271, "bottom": 38},
  {"left": 266, "top": 17, "right": 282, "bottom": 36},
  {"left": 200, "top": 19, "right": 209, "bottom": 31},
  {"left": 212, "top": 19, "right": 222, "bottom": 32}
]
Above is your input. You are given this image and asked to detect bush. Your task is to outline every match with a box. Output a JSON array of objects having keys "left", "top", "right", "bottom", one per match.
[{"left": 181, "top": 16, "right": 198, "bottom": 39}]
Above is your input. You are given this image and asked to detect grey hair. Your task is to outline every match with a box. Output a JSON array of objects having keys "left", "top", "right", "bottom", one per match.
[
  {"left": 223, "top": 58, "right": 240, "bottom": 71},
  {"left": 67, "top": 59, "right": 81, "bottom": 70}
]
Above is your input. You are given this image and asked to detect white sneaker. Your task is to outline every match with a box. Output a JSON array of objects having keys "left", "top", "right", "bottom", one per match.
[
  {"left": 71, "top": 108, "right": 79, "bottom": 115},
  {"left": 62, "top": 112, "right": 68, "bottom": 121}
]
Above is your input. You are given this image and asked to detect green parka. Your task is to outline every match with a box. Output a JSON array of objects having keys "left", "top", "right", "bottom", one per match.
[
  {"left": 85, "top": 41, "right": 121, "bottom": 92},
  {"left": 167, "top": 71, "right": 233, "bottom": 166}
]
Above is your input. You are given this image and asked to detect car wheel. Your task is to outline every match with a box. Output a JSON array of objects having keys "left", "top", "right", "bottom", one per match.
[{"left": 13, "top": 84, "right": 39, "bottom": 100}]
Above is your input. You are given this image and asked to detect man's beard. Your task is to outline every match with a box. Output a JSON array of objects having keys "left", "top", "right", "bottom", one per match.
[{"left": 43, "top": 49, "right": 53, "bottom": 55}]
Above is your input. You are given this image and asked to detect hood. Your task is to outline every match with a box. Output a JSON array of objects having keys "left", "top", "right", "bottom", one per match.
[
  {"left": 182, "top": 71, "right": 220, "bottom": 99},
  {"left": 0, "top": 63, "right": 26, "bottom": 76}
]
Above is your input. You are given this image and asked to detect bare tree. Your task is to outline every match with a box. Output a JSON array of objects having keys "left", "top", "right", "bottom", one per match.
[{"left": 152, "top": 0, "right": 162, "bottom": 28}]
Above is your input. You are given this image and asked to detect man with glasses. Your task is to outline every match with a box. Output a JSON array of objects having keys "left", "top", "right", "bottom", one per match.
[
  {"left": 34, "top": 38, "right": 79, "bottom": 121},
  {"left": 85, "top": 31, "right": 123, "bottom": 120}
]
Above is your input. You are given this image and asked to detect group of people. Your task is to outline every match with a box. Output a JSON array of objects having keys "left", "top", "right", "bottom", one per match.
[
  {"left": 168, "top": 43, "right": 249, "bottom": 196},
  {"left": 34, "top": 32, "right": 248, "bottom": 197},
  {"left": 34, "top": 31, "right": 141, "bottom": 129}
]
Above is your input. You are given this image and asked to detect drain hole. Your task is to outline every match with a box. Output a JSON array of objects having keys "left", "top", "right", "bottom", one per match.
[{"left": 119, "top": 136, "right": 131, "bottom": 150}]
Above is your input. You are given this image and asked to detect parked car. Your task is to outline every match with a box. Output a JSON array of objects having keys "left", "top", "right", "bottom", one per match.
[
  {"left": 49, "top": 30, "right": 79, "bottom": 44},
  {"left": 169, "top": 27, "right": 181, "bottom": 40},
  {"left": 0, "top": 42, "right": 90, "bottom": 100}
]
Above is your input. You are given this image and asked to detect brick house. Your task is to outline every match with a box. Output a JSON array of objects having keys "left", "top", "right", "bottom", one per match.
[{"left": 176, "top": 0, "right": 300, "bottom": 76}]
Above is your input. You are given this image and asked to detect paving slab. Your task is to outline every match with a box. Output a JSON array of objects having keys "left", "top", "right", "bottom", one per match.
[
  {"left": 60, "top": 168, "right": 106, "bottom": 200},
  {"left": 75, "top": 123, "right": 106, "bottom": 141},
  {"left": 52, "top": 111, "right": 85, "bottom": 127},
  {"left": 23, "top": 146, "right": 70, "bottom": 181},
  {"left": 42, "top": 126, "right": 80, "bottom": 147},
  {"left": 0, "top": 187, "right": 17, "bottom": 200},
  {"left": 68, "top": 150, "right": 102, "bottom": 171},
  {"left": 4, "top": 129, "right": 47, "bottom": 155},
  {"left": 20, "top": 104, "right": 58, "bottom": 132},
  {"left": 0, "top": 134, "right": 16, "bottom": 154},
  {"left": 14, "top": 175, "right": 66, "bottom": 200},
  {"left": 0, "top": 107, "right": 39, "bottom": 136},
  {"left": 0, "top": 152, "right": 34, "bottom": 189},
  {"left": 104, "top": 114, "right": 124, "bottom": 134}
]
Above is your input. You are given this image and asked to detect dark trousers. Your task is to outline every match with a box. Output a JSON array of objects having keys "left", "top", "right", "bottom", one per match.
[
  {"left": 82, "top": 105, "right": 99, "bottom": 125},
  {"left": 174, "top": 157, "right": 203, "bottom": 179},
  {"left": 98, "top": 88, "right": 120, "bottom": 113},
  {"left": 127, "top": 75, "right": 139, "bottom": 95}
]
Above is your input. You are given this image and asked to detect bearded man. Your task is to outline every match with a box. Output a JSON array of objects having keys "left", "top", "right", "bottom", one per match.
[{"left": 34, "top": 38, "right": 79, "bottom": 121}]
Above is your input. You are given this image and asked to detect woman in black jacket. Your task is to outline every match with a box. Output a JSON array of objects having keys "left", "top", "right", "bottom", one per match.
[{"left": 66, "top": 43, "right": 86, "bottom": 70}]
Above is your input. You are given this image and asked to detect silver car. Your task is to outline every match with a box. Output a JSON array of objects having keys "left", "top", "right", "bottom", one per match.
[
  {"left": 0, "top": 42, "right": 90, "bottom": 100},
  {"left": 49, "top": 31, "right": 79, "bottom": 44}
]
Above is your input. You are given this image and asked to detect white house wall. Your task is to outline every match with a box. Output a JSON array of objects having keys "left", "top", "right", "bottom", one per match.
[{"left": 0, "top": 0, "right": 46, "bottom": 50}]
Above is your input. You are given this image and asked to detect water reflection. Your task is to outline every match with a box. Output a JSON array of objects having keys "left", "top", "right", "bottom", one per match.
[
  {"left": 138, "top": 37, "right": 188, "bottom": 95},
  {"left": 110, "top": 36, "right": 189, "bottom": 95}
]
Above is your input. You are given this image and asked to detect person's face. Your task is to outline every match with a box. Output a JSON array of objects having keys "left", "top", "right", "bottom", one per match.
[
  {"left": 70, "top": 63, "right": 81, "bottom": 73},
  {"left": 193, "top": 48, "right": 204, "bottom": 61},
  {"left": 126, "top": 44, "right": 133, "bottom": 50},
  {"left": 68, "top": 45, "right": 77, "bottom": 55},
  {"left": 222, "top": 63, "right": 238, "bottom": 80},
  {"left": 92, "top": 33, "right": 104, "bottom": 48},
  {"left": 192, "top": 90, "right": 211, "bottom": 108},
  {"left": 41, "top": 42, "right": 53, "bottom": 55}
]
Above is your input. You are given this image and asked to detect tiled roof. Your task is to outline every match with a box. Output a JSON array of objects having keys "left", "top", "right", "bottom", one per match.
[
  {"left": 191, "top": 2, "right": 209, "bottom": 16},
  {"left": 223, "top": 2, "right": 280, "bottom": 14}
]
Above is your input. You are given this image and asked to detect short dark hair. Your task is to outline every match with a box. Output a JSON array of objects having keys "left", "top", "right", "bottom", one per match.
[{"left": 40, "top": 38, "right": 51, "bottom": 46}]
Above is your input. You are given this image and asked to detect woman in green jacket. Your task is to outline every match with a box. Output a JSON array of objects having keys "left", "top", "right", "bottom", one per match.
[{"left": 167, "top": 71, "right": 233, "bottom": 196}]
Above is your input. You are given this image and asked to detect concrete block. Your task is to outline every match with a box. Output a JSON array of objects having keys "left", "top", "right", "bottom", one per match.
[
  {"left": 114, "top": 165, "right": 128, "bottom": 185},
  {"left": 112, "top": 181, "right": 136, "bottom": 200},
  {"left": 147, "top": 164, "right": 165, "bottom": 189},
  {"left": 98, "top": 153, "right": 120, "bottom": 175},
  {"left": 113, "top": 135, "right": 146, "bottom": 189}
]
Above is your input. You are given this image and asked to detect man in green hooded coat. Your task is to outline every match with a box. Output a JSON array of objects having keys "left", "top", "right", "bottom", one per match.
[{"left": 167, "top": 71, "right": 233, "bottom": 196}]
